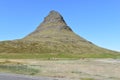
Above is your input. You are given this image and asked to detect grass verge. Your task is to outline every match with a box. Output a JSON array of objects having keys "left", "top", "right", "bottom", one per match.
[
  {"left": 0, "top": 60, "right": 39, "bottom": 75},
  {"left": 80, "top": 78, "right": 95, "bottom": 80},
  {"left": 0, "top": 53, "right": 120, "bottom": 59}
]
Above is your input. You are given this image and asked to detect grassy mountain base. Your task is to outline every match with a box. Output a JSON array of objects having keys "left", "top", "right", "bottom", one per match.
[
  {"left": 0, "top": 39, "right": 119, "bottom": 53},
  {"left": 0, "top": 40, "right": 120, "bottom": 59}
]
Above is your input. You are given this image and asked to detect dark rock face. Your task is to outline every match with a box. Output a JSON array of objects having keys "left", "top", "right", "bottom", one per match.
[
  {"left": 38, "top": 10, "right": 72, "bottom": 31},
  {"left": 43, "top": 10, "right": 66, "bottom": 24}
]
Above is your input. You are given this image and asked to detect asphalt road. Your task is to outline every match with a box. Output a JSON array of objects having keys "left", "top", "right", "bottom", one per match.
[{"left": 0, "top": 73, "right": 67, "bottom": 80}]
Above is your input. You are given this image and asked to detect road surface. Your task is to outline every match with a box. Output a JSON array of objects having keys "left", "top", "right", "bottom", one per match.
[{"left": 0, "top": 73, "right": 67, "bottom": 80}]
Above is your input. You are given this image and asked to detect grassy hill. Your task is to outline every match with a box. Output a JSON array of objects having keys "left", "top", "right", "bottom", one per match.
[{"left": 0, "top": 10, "right": 119, "bottom": 59}]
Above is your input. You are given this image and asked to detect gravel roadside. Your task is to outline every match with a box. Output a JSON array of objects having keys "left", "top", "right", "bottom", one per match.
[{"left": 0, "top": 73, "right": 68, "bottom": 80}]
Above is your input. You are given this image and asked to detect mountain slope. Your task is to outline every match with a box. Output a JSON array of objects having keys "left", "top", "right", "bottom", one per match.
[{"left": 0, "top": 10, "right": 119, "bottom": 55}]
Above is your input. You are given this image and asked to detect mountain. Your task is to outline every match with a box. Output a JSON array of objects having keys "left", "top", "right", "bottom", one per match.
[{"left": 0, "top": 10, "right": 119, "bottom": 54}]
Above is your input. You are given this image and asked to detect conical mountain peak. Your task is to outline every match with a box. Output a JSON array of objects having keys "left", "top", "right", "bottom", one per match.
[
  {"left": 24, "top": 10, "right": 73, "bottom": 39},
  {"left": 37, "top": 10, "right": 72, "bottom": 32},
  {"left": 24, "top": 10, "right": 74, "bottom": 40},
  {"left": 43, "top": 10, "right": 66, "bottom": 24}
]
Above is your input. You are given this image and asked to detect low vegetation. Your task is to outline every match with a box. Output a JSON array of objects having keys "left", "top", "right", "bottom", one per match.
[
  {"left": 80, "top": 78, "right": 95, "bottom": 80},
  {"left": 0, "top": 60, "right": 39, "bottom": 75},
  {"left": 0, "top": 53, "right": 120, "bottom": 59}
]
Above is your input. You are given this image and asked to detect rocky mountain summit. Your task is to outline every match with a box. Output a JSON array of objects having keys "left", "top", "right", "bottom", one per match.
[{"left": 0, "top": 10, "right": 119, "bottom": 54}]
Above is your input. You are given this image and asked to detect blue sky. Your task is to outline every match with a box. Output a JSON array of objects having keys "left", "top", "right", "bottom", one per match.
[{"left": 0, "top": 0, "right": 120, "bottom": 51}]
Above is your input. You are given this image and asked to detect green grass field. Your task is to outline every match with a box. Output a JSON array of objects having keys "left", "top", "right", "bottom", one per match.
[{"left": 0, "top": 53, "right": 120, "bottom": 59}]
